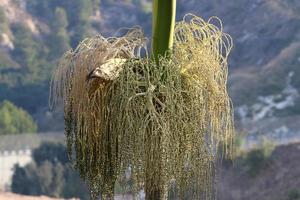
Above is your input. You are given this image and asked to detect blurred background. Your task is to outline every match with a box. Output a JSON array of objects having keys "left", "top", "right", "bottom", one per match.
[{"left": 0, "top": 0, "right": 300, "bottom": 199}]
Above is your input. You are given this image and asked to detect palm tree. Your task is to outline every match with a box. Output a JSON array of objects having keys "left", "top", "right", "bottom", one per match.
[{"left": 51, "top": 0, "right": 234, "bottom": 199}]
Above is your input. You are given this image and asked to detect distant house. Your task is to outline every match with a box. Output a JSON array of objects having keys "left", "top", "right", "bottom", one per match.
[
  {"left": 0, "top": 149, "right": 31, "bottom": 191},
  {"left": 0, "top": 133, "right": 64, "bottom": 191}
]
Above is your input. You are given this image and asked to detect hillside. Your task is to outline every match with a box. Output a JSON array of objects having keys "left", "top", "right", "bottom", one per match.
[
  {"left": 0, "top": 0, "right": 299, "bottom": 138},
  {"left": 178, "top": 0, "right": 300, "bottom": 143},
  {"left": 219, "top": 142, "right": 300, "bottom": 200}
]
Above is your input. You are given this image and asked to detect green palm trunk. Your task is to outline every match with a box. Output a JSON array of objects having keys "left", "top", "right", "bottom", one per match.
[
  {"left": 152, "top": 0, "right": 176, "bottom": 62},
  {"left": 146, "top": 1, "right": 176, "bottom": 199}
]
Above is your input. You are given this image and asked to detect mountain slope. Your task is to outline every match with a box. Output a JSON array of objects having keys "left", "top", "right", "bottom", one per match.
[
  {"left": 219, "top": 143, "right": 300, "bottom": 200},
  {"left": 0, "top": 0, "right": 299, "bottom": 136}
]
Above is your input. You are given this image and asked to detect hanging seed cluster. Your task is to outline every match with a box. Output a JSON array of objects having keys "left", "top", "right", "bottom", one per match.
[{"left": 51, "top": 15, "right": 233, "bottom": 200}]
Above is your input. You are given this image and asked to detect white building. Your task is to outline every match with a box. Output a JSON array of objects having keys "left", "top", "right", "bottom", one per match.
[
  {"left": 0, "top": 133, "right": 64, "bottom": 191},
  {"left": 0, "top": 149, "right": 32, "bottom": 191}
]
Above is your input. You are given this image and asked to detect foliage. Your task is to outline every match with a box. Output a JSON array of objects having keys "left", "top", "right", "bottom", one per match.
[
  {"left": 243, "top": 149, "right": 270, "bottom": 176},
  {"left": 0, "top": 51, "right": 16, "bottom": 69},
  {"left": 51, "top": 15, "right": 233, "bottom": 199},
  {"left": 0, "top": 23, "right": 51, "bottom": 117},
  {"left": 11, "top": 24, "right": 39, "bottom": 69},
  {"left": 238, "top": 139, "right": 275, "bottom": 176},
  {"left": 286, "top": 189, "right": 300, "bottom": 200},
  {"left": 73, "top": 0, "right": 93, "bottom": 24},
  {"left": 32, "top": 142, "right": 69, "bottom": 166},
  {"left": 11, "top": 24, "right": 50, "bottom": 85},
  {"left": 0, "top": 100, "right": 37, "bottom": 135},
  {"left": 26, "top": 0, "right": 57, "bottom": 20},
  {"left": 11, "top": 142, "right": 89, "bottom": 200},
  {"left": 12, "top": 161, "right": 64, "bottom": 197},
  {"left": 0, "top": 0, "right": 153, "bottom": 122},
  {"left": 92, "top": 0, "right": 101, "bottom": 9},
  {"left": 0, "top": 83, "right": 49, "bottom": 113},
  {"left": 27, "top": 0, "right": 94, "bottom": 47},
  {"left": 71, "top": 21, "right": 92, "bottom": 47},
  {"left": 0, "top": 7, "right": 9, "bottom": 33},
  {"left": 140, "top": 1, "right": 152, "bottom": 14},
  {"left": 48, "top": 7, "right": 71, "bottom": 60}
]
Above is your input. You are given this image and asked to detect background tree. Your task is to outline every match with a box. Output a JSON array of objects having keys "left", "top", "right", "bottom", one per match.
[
  {"left": 32, "top": 142, "right": 69, "bottom": 165},
  {"left": 11, "top": 24, "right": 50, "bottom": 84},
  {"left": 92, "top": 0, "right": 101, "bottom": 14},
  {"left": 11, "top": 142, "right": 90, "bottom": 200},
  {"left": 102, "top": 0, "right": 115, "bottom": 5},
  {"left": 48, "top": 7, "right": 71, "bottom": 60},
  {"left": 69, "top": 0, "right": 93, "bottom": 46},
  {"left": 11, "top": 24, "right": 38, "bottom": 69},
  {"left": 26, "top": 0, "right": 53, "bottom": 20},
  {"left": 71, "top": 22, "right": 92, "bottom": 47},
  {"left": 0, "top": 7, "right": 9, "bottom": 34},
  {"left": 12, "top": 161, "right": 64, "bottom": 197},
  {"left": 0, "top": 100, "right": 37, "bottom": 135}
]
